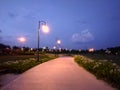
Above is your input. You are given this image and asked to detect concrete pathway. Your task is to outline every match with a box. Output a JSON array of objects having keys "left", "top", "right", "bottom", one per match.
[{"left": 1, "top": 57, "right": 116, "bottom": 90}]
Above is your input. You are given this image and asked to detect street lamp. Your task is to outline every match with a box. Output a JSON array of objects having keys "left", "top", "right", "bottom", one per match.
[
  {"left": 18, "top": 37, "right": 26, "bottom": 43},
  {"left": 37, "top": 21, "right": 49, "bottom": 61},
  {"left": 17, "top": 37, "right": 26, "bottom": 49},
  {"left": 57, "top": 39, "right": 61, "bottom": 45}
]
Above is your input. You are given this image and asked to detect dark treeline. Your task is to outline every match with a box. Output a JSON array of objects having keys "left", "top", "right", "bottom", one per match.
[{"left": 0, "top": 43, "right": 120, "bottom": 55}]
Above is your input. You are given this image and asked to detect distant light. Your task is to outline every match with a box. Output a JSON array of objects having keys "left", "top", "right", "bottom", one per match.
[
  {"left": 30, "top": 48, "right": 33, "bottom": 51},
  {"left": 65, "top": 48, "right": 68, "bottom": 50},
  {"left": 53, "top": 46, "right": 56, "bottom": 49},
  {"left": 89, "top": 48, "right": 94, "bottom": 52},
  {"left": 41, "top": 25, "right": 49, "bottom": 33},
  {"left": 57, "top": 40, "right": 61, "bottom": 44},
  {"left": 59, "top": 48, "right": 62, "bottom": 52},
  {"left": 79, "top": 49, "right": 81, "bottom": 52},
  {"left": 21, "top": 47, "right": 24, "bottom": 51},
  {"left": 105, "top": 50, "right": 111, "bottom": 54},
  {"left": 59, "top": 48, "right": 61, "bottom": 50},
  {"left": 43, "top": 47, "right": 46, "bottom": 49},
  {"left": 18, "top": 37, "right": 26, "bottom": 43}
]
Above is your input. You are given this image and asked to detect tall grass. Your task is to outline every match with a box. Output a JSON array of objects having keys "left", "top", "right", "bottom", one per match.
[
  {"left": 0, "top": 55, "right": 36, "bottom": 63},
  {"left": 0, "top": 54, "right": 57, "bottom": 73},
  {"left": 75, "top": 55, "right": 120, "bottom": 89}
]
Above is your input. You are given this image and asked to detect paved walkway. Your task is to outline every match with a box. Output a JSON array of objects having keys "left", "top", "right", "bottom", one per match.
[{"left": 1, "top": 57, "right": 116, "bottom": 90}]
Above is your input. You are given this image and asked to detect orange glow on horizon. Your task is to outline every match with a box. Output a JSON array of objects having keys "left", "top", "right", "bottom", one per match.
[{"left": 89, "top": 48, "right": 94, "bottom": 52}]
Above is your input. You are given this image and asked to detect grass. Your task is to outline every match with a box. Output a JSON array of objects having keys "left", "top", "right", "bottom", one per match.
[
  {"left": 75, "top": 55, "right": 120, "bottom": 89},
  {"left": 82, "top": 53, "right": 120, "bottom": 66},
  {"left": 0, "top": 54, "right": 57, "bottom": 74},
  {"left": 0, "top": 55, "right": 36, "bottom": 63}
]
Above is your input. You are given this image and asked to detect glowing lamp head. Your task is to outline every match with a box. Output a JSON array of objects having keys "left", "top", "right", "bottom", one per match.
[
  {"left": 18, "top": 37, "right": 26, "bottom": 43},
  {"left": 41, "top": 25, "right": 49, "bottom": 33},
  {"left": 57, "top": 40, "right": 61, "bottom": 44}
]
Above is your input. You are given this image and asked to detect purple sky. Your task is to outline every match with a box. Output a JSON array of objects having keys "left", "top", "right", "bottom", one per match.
[{"left": 0, "top": 0, "right": 120, "bottom": 50}]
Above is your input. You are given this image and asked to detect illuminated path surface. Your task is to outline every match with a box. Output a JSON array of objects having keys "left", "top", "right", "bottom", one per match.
[{"left": 2, "top": 57, "right": 116, "bottom": 90}]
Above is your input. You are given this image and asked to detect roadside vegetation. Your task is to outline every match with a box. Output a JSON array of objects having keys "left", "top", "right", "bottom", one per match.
[
  {"left": 0, "top": 54, "right": 57, "bottom": 74},
  {"left": 75, "top": 55, "right": 120, "bottom": 89},
  {"left": 1, "top": 43, "right": 120, "bottom": 89}
]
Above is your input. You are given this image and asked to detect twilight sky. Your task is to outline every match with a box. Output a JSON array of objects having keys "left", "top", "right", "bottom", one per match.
[{"left": 0, "top": 0, "right": 120, "bottom": 50}]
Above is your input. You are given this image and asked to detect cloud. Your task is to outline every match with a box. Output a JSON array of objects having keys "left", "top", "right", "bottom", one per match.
[{"left": 72, "top": 29, "right": 94, "bottom": 43}]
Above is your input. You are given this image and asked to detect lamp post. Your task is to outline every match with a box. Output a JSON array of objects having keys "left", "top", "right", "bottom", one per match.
[{"left": 37, "top": 21, "right": 49, "bottom": 61}]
